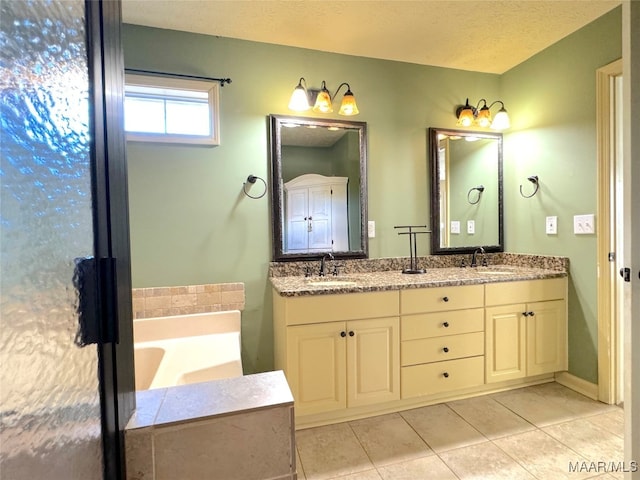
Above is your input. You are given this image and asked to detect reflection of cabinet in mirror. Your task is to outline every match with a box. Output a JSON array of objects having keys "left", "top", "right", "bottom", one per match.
[{"left": 284, "top": 174, "right": 348, "bottom": 253}]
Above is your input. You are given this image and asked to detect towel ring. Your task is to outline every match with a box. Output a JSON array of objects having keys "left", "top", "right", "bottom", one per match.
[
  {"left": 242, "top": 175, "right": 267, "bottom": 199},
  {"left": 467, "top": 185, "right": 485, "bottom": 205},
  {"left": 519, "top": 175, "right": 539, "bottom": 198}
]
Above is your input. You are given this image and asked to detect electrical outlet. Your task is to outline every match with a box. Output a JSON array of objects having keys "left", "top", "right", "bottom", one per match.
[
  {"left": 368, "top": 220, "right": 376, "bottom": 238},
  {"left": 574, "top": 214, "right": 595, "bottom": 234},
  {"left": 467, "top": 220, "right": 475, "bottom": 234},
  {"left": 450, "top": 221, "right": 460, "bottom": 234},
  {"left": 546, "top": 216, "right": 557, "bottom": 235}
]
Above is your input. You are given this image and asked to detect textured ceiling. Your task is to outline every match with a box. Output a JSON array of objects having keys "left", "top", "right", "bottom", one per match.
[{"left": 121, "top": 0, "right": 620, "bottom": 74}]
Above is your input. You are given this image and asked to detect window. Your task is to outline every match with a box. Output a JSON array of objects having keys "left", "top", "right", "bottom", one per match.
[{"left": 124, "top": 73, "right": 220, "bottom": 145}]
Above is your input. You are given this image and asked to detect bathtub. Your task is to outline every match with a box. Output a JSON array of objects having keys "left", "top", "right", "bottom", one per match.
[{"left": 133, "top": 310, "right": 243, "bottom": 391}]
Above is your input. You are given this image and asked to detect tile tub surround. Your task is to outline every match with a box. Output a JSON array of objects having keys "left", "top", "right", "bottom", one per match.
[
  {"left": 270, "top": 263, "right": 568, "bottom": 297},
  {"left": 125, "top": 371, "right": 297, "bottom": 480},
  {"left": 268, "top": 253, "right": 568, "bottom": 279},
  {"left": 132, "top": 282, "right": 245, "bottom": 319}
]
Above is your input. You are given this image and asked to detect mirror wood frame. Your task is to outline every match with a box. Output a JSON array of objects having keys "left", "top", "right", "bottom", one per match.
[
  {"left": 269, "top": 114, "right": 369, "bottom": 261},
  {"left": 429, "top": 127, "right": 504, "bottom": 255}
]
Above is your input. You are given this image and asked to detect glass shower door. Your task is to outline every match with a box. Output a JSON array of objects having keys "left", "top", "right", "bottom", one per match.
[{"left": 1, "top": 0, "right": 105, "bottom": 477}]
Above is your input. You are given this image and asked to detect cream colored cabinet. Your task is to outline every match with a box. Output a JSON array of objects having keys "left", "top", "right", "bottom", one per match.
[
  {"left": 400, "top": 285, "right": 486, "bottom": 398},
  {"left": 285, "top": 317, "right": 400, "bottom": 416},
  {"left": 485, "top": 278, "right": 567, "bottom": 383},
  {"left": 273, "top": 291, "right": 400, "bottom": 418}
]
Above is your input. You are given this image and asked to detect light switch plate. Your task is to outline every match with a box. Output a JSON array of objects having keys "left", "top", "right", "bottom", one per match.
[
  {"left": 368, "top": 220, "right": 376, "bottom": 238},
  {"left": 467, "top": 220, "right": 475, "bottom": 234},
  {"left": 451, "top": 221, "right": 460, "bottom": 234},
  {"left": 574, "top": 214, "right": 595, "bottom": 234},
  {"left": 546, "top": 216, "right": 557, "bottom": 235}
]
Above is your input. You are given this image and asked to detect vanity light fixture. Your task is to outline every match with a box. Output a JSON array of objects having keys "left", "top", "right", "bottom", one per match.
[
  {"left": 288, "top": 77, "right": 359, "bottom": 116},
  {"left": 455, "top": 98, "right": 510, "bottom": 130}
]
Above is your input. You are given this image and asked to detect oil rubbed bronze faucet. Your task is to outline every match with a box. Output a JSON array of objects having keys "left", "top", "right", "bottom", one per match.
[
  {"left": 319, "top": 253, "right": 334, "bottom": 276},
  {"left": 471, "top": 247, "right": 486, "bottom": 267}
]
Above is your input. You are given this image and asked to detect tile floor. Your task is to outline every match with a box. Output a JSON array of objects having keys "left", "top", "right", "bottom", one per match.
[{"left": 295, "top": 382, "right": 625, "bottom": 480}]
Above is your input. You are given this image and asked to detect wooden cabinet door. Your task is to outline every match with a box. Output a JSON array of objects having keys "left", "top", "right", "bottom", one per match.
[
  {"left": 485, "top": 304, "right": 527, "bottom": 383},
  {"left": 526, "top": 300, "right": 567, "bottom": 376},
  {"left": 286, "top": 188, "right": 309, "bottom": 252},
  {"left": 287, "top": 322, "right": 346, "bottom": 416},
  {"left": 347, "top": 317, "right": 400, "bottom": 407},
  {"left": 308, "top": 185, "right": 332, "bottom": 251}
]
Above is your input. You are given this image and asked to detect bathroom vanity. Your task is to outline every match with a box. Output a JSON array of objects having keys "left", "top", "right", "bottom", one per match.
[{"left": 271, "top": 255, "right": 568, "bottom": 428}]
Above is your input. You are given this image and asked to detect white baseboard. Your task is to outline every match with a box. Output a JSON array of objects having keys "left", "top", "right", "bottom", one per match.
[{"left": 555, "top": 371, "right": 599, "bottom": 400}]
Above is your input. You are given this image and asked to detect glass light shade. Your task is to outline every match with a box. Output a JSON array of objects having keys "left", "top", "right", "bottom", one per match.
[
  {"left": 476, "top": 107, "right": 492, "bottom": 128},
  {"left": 457, "top": 108, "right": 475, "bottom": 127},
  {"left": 313, "top": 89, "right": 333, "bottom": 113},
  {"left": 338, "top": 91, "right": 359, "bottom": 116},
  {"left": 491, "top": 108, "right": 510, "bottom": 130},
  {"left": 288, "top": 84, "right": 310, "bottom": 111}
]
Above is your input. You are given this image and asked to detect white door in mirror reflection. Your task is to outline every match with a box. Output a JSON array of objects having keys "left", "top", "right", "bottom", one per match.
[{"left": 284, "top": 174, "right": 348, "bottom": 253}]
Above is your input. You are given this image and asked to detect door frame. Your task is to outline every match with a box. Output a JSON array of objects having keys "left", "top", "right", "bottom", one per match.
[
  {"left": 596, "top": 58, "right": 622, "bottom": 405},
  {"left": 86, "top": 0, "right": 135, "bottom": 478}
]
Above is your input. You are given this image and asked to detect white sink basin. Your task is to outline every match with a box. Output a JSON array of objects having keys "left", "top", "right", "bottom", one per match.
[
  {"left": 306, "top": 279, "right": 358, "bottom": 287},
  {"left": 476, "top": 270, "right": 513, "bottom": 276}
]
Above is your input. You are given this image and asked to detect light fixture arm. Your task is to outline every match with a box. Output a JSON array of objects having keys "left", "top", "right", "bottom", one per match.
[{"left": 488, "top": 100, "right": 505, "bottom": 110}]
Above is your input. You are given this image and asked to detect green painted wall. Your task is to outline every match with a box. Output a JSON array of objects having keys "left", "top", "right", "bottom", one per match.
[
  {"left": 123, "top": 7, "right": 620, "bottom": 378},
  {"left": 501, "top": 7, "right": 621, "bottom": 383}
]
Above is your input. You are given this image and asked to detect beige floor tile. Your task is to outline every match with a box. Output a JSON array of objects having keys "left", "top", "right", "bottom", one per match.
[
  {"left": 529, "top": 383, "right": 618, "bottom": 418},
  {"left": 377, "top": 455, "right": 458, "bottom": 480},
  {"left": 493, "top": 429, "right": 593, "bottom": 480},
  {"left": 439, "top": 442, "right": 536, "bottom": 480},
  {"left": 296, "top": 423, "right": 374, "bottom": 480},
  {"left": 584, "top": 409, "right": 625, "bottom": 438},
  {"left": 447, "top": 395, "right": 536, "bottom": 439},
  {"left": 326, "top": 470, "right": 382, "bottom": 480},
  {"left": 491, "top": 387, "right": 577, "bottom": 427},
  {"left": 349, "top": 413, "right": 433, "bottom": 467},
  {"left": 542, "top": 418, "right": 625, "bottom": 479},
  {"left": 400, "top": 403, "right": 486, "bottom": 453}
]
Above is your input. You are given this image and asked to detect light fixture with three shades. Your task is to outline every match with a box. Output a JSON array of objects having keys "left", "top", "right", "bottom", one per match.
[
  {"left": 288, "top": 77, "right": 359, "bottom": 116},
  {"left": 456, "top": 98, "right": 510, "bottom": 130}
]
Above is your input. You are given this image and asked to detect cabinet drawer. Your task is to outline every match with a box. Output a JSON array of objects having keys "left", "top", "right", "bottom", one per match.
[
  {"left": 485, "top": 278, "right": 566, "bottom": 306},
  {"left": 401, "top": 356, "right": 484, "bottom": 398},
  {"left": 401, "top": 308, "right": 484, "bottom": 340},
  {"left": 283, "top": 290, "right": 399, "bottom": 325},
  {"left": 402, "top": 331, "right": 484, "bottom": 366},
  {"left": 401, "top": 285, "right": 484, "bottom": 314}
]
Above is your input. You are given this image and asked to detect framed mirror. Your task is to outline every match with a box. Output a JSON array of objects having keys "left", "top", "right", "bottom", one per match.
[
  {"left": 429, "top": 127, "right": 503, "bottom": 254},
  {"left": 269, "top": 114, "right": 368, "bottom": 261}
]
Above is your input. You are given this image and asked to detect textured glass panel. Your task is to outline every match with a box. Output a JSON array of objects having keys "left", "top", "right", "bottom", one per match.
[{"left": 0, "top": 0, "right": 103, "bottom": 478}]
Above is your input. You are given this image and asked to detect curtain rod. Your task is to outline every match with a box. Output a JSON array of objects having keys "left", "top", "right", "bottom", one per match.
[{"left": 124, "top": 68, "right": 232, "bottom": 86}]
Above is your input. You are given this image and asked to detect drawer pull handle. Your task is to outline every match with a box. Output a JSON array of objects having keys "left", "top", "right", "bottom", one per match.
[
  {"left": 443, "top": 372, "right": 450, "bottom": 378},
  {"left": 443, "top": 347, "right": 449, "bottom": 353},
  {"left": 443, "top": 296, "right": 449, "bottom": 302},
  {"left": 443, "top": 322, "right": 450, "bottom": 328},
  {"left": 340, "top": 331, "right": 347, "bottom": 337},
  {"left": 349, "top": 331, "right": 355, "bottom": 337}
]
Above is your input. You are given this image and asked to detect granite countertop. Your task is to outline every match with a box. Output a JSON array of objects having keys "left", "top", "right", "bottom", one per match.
[{"left": 270, "top": 265, "right": 568, "bottom": 297}]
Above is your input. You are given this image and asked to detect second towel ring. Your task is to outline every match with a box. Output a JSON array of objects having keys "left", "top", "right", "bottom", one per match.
[
  {"left": 467, "top": 185, "right": 485, "bottom": 205},
  {"left": 242, "top": 174, "right": 267, "bottom": 199},
  {"left": 520, "top": 175, "right": 539, "bottom": 198}
]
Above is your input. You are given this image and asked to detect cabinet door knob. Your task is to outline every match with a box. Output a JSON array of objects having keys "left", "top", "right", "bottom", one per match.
[
  {"left": 443, "top": 322, "right": 450, "bottom": 328},
  {"left": 349, "top": 331, "right": 355, "bottom": 337},
  {"left": 442, "top": 296, "right": 449, "bottom": 302},
  {"left": 522, "top": 311, "right": 529, "bottom": 316},
  {"left": 443, "top": 347, "right": 449, "bottom": 353},
  {"left": 443, "top": 372, "right": 450, "bottom": 378},
  {"left": 340, "top": 331, "right": 347, "bottom": 337},
  {"left": 528, "top": 311, "right": 535, "bottom": 316}
]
